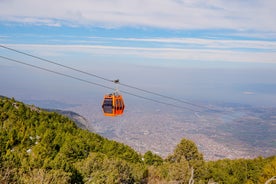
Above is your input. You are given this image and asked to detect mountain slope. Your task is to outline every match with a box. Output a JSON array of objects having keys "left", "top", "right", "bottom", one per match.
[{"left": 0, "top": 96, "right": 145, "bottom": 183}]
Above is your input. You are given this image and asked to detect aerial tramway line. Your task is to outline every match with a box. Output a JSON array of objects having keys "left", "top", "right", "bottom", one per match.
[
  {"left": 102, "top": 79, "right": 125, "bottom": 116},
  {"left": 0, "top": 45, "right": 206, "bottom": 117}
]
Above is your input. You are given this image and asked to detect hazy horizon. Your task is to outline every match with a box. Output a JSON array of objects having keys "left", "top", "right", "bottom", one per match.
[{"left": 1, "top": 60, "right": 276, "bottom": 110}]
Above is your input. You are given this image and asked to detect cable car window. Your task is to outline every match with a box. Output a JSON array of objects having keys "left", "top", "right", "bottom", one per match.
[
  {"left": 119, "top": 99, "right": 123, "bottom": 110},
  {"left": 116, "top": 99, "right": 120, "bottom": 110},
  {"left": 104, "top": 98, "right": 112, "bottom": 105},
  {"left": 102, "top": 98, "right": 113, "bottom": 113}
]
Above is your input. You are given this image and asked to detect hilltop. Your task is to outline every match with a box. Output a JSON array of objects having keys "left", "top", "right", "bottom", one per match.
[{"left": 0, "top": 96, "right": 275, "bottom": 183}]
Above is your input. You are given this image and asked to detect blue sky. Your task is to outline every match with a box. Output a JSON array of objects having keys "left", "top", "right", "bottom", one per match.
[
  {"left": 1, "top": 0, "right": 276, "bottom": 106},
  {"left": 1, "top": 0, "right": 276, "bottom": 67}
]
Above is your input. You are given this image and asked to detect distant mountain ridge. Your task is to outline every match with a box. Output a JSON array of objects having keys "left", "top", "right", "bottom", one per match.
[
  {"left": 23, "top": 99, "right": 80, "bottom": 109},
  {"left": 45, "top": 109, "right": 90, "bottom": 130}
]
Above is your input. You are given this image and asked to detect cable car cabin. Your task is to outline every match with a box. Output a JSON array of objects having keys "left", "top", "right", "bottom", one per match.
[{"left": 102, "top": 93, "right": 125, "bottom": 116}]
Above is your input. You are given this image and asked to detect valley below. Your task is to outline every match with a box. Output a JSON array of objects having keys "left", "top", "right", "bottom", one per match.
[{"left": 65, "top": 100, "right": 276, "bottom": 160}]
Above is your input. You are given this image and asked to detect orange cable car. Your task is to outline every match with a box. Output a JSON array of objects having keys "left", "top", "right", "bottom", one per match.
[
  {"left": 101, "top": 80, "right": 125, "bottom": 116},
  {"left": 102, "top": 93, "right": 125, "bottom": 116}
]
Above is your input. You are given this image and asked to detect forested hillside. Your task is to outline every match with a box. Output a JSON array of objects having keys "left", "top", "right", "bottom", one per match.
[{"left": 0, "top": 96, "right": 275, "bottom": 183}]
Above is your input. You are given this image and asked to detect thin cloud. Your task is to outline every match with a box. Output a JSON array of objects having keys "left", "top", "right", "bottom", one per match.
[
  {"left": 6, "top": 17, "right": 62, "bottom": 27},
  {"left": 0, "top": 0, "right": 276, "bottom": 31},
  {"left": 0, "top": 36, "right": 9, "bottom": 41},
  {"left": 112, "top": 37, "right": 276, "bottom": 50},
  {"left": 243, "top": 91, "right": 255, "bottom": 95},
  {"left": 5, "top": 43, "right": 276, "bottom": 64}
]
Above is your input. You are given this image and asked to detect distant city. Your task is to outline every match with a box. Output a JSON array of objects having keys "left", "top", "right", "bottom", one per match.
[{"left": 62, "top": 100, "right": 276, "bottom": 160}]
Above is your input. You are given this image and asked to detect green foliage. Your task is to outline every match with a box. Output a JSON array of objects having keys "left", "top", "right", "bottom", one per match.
[
  {"left": 168, "top": 138, "right": 203, "bottom": 163},
  {"left": 259, "top": 156, "right": 276, "bottom": 183},
  {"left": 143, "top": 151, "right": 163, "bottom": 166},
  {"left": 202, "top": 157, "right": 275, "bottom": 184},
  {"left": 74, "top": 152, "right": 146, "bottom": 183},
  {"left": 147, "top": 156, "right": 198, "bottom": 184},
  {"left": 166, "top": 138, "right": 204, "bottom": 182},
  {"left": 146, "top": 139, "right": 203, "bottom": 183},
  {"left": 19, "top": 169, "right": 72, "bottom": 184}
]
